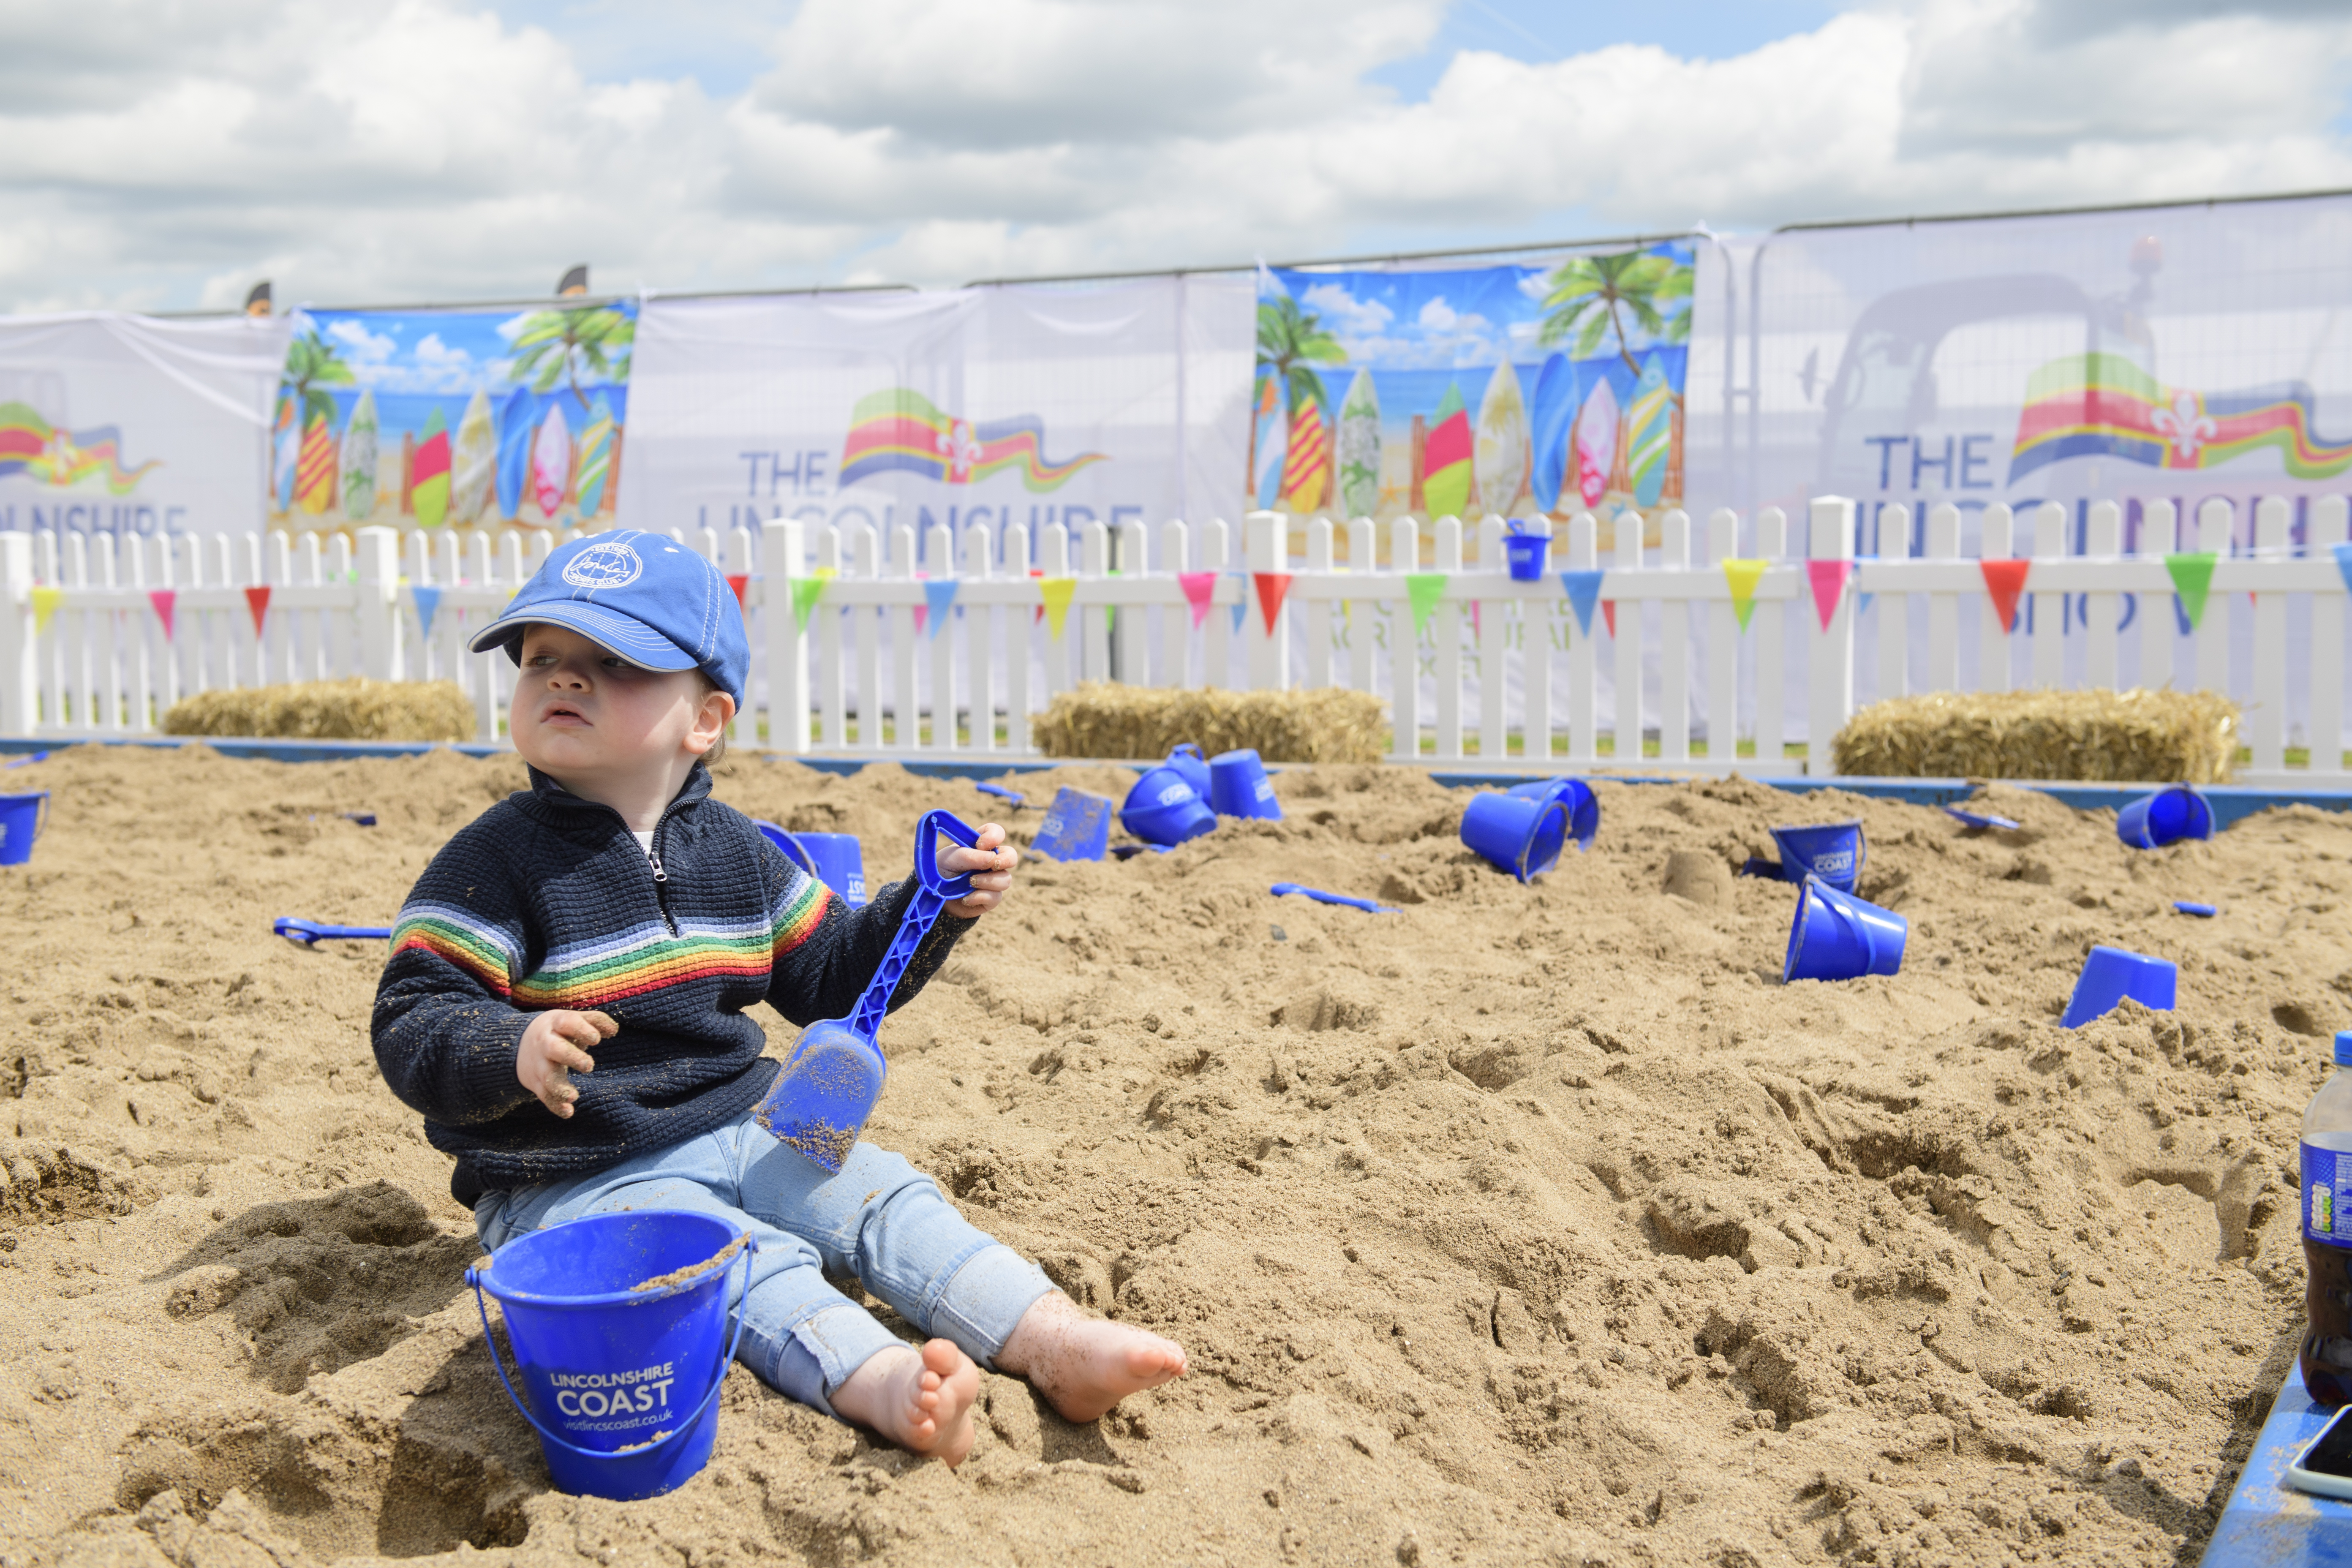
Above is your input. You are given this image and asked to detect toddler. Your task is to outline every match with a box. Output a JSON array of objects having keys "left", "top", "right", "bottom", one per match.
[{"left": 373, "top": 531, "right": 1184, "bottom": 1462}]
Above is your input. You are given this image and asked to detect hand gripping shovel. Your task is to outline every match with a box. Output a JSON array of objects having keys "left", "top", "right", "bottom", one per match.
[{"left": 754, "top": 809, "right": 979, "bottom": 1173}]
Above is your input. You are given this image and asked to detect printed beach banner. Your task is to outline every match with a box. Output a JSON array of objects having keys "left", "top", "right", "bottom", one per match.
[
  {"left": 270, "top": 300, "right": 635, "bottom": 531},
  {"left": 1249, "top": 244, "right": 1693, "bottom": 551}
]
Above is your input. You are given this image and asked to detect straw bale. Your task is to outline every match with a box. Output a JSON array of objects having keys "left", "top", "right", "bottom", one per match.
[
  {"left": 1831, "top": 687, "right": 2238, "bottom": 783},
  {"left": 1034, "top": 681, "right": 1387, "bottom": 764},
  {"left": 161, "top": 678, "right": 479, "bottom": 743}
]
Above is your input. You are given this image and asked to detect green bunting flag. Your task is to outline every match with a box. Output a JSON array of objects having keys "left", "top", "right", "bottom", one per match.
[
  {"left": 789, "top": 572, "right": 830, "bottom": 634},
  {"left": 2164, "top": 552, "right": 2218, "bottom": 631},
  {"left": 1405, "top": 573, "right": 1448, "bottom": 637}
]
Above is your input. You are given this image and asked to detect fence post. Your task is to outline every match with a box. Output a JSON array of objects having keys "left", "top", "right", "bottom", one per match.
[
  {"left": 0, "top": 532, "right": 33, "bottom": 735},
  {"left": 1807, "top": 495, "right": 1856, "bottom": 776},
  {"left": 763, "top": 518, "right": 810, "bottom": 754},
  {"left": 354, "top": 526, "right": 401, "bottom": 681}
]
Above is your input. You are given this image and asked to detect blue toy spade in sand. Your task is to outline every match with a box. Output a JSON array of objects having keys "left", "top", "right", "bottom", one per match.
[{"left": 754, "top": 809, "right": 980, "bottom": 1173}]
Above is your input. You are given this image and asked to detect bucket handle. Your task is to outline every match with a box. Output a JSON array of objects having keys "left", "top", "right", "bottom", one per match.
[{"left": 466, "top": 1237, "right": 757, "bottom": 1465}]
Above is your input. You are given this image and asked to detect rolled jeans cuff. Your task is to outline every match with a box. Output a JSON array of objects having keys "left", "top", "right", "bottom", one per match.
[
  {"left": 932, "top": 1244, "right": 1056, "bottom": 1369},
  {"left": 777, "top": 1304, "right": 908, "bottom": 1415}
]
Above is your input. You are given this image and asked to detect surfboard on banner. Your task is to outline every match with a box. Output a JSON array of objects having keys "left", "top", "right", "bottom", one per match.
[
  {"left": 411, "top": 407, "right": 451, "bottom": 529},
  {"left": 1337, "top": 369, "right": 1381, "bottom": 518},
  {"left": 1278, "top": 397, "right": 1329, "bottom": 514},
  {"left": 531, "top": 405, "right": 573, "bottom": 520},
  {"left": 272, "top": 397, "right": 300, "bottom": 512},
  {"left": 1251, "top": 376, "right": 1286, "bottom": 511},
  {"left": 339, "top": 390, "right": 378, "bottom": 520},
  {"left": 574, "top": 395, "right": 616, "bottom": 518},
  {"left": 1473, "top": 359, "right": 1529, "bottom": 517},
  {"left": 1571, "top": 378, "right": 1619, "bottom": 511},
  {"left": 294, "top": 412, "right": 336, "bottom": 514},
  {"left": 451, "top": 389, "right": 496, "bottom": 525},
  {"left": 1626, "top": 355, "right": 1671, "bottom": 509},
  {"left": 495, "top": 387, "right": 533, "bottom": 522},
  {"left": 1530, "top": 353, "right": 1578, "bottom": 512},
  {"left": 1421, "top": 382, "right": 1472, "bottom": 519}
]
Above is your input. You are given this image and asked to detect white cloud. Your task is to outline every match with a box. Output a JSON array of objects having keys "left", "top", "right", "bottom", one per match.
[{"left": 0, "top": 0, "right": 2346, "bottom": 311}]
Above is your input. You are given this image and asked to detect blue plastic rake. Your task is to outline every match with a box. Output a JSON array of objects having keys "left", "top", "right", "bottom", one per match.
[{"left": 753, "top": 809, "right": 979, "bottom": 1173}]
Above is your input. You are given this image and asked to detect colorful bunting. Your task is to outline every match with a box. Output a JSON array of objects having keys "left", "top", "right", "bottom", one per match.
[
  {"left": 923, "top": 579, "right": 960, "bottom": 639},
  {"left": 146, "top": 589, "right": 176, "bottom": 639},
  {"left": 1805, "top": 560, "right": 1850, "bottom": 631},
  {"left": 2335, "top": 542, "right": 2352, "bottom": 599},
  {"left": 1252, "top": 572, "right": 1293, "bottom": 635},
  {"left": 1559, "top": 570, "right": 1604, "bottom": 637},
  {"left": 1039, "top": 575, "right": 1078, "bottom": 640},
  {"left": 1177, "top": 571, "right": 1217, "bottom": 630},
  {"left": 243, "top": 586, "right": 271, "bottom": 636},
  {"left": 1405, "top": 573, "right": 1447, "bottom": 637},
  {"left": 412, "top": 585, "right": 442, "bottom": 639},
  {"left": 1228, "top": 571, "right": 1249, "bottom": 634},
  {"left": 1720, "top": 559, "right": 1767, "bottom": 632},
  {"left": 29, "top": 586, "right": 62, "bottom": 634},
  {"left": 2165, "top": 551, "right": 2219, "bottom": 631},
  {"left": 1601, "top": 602, "right": 1617, "bottom": 640},
  {"left": 789, "top": 573, "right": 829, "bottom": 634},
  {"left": 1979, "top": 558, "right": 2030, "bottom": 633},
  {"left": 1469, "top": 601, "right": 1481, "bottom": 640},
  {"left": 726, "top": 573, "right": 751, "bottom": 610}
]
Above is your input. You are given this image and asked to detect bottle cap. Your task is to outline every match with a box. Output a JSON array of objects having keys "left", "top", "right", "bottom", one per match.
[{"left": 2336, "top": 1030, "right": 2352, "bottom": 1067}]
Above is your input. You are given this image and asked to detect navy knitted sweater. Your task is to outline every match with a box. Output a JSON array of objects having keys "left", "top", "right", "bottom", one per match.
[{"left": 372, "top": 765, "right": 970, "bottom": 1205}]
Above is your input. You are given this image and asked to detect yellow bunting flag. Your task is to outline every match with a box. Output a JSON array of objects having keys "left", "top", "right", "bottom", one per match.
[
  {"left": 1720, "top": 558, "right": 1767, "bottom": 632},
  {"left": 30, "top": 587, "right": 63, "bottom": 634},
  {"left": 1038, "top": 575, "right": 1078, "bottom": 640}
]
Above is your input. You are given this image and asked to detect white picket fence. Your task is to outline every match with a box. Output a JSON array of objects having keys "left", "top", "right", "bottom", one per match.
[{"left": 0, "top": 494, "right": 2346, "bottom": 785}]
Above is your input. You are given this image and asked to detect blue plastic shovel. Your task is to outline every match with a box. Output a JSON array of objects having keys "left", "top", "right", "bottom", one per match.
[
  {"left": 274, "top": 917, "right": 393, "bottom": 945},
  {"left": 754, "top": 809, "right": 979, "bottom": 1173},
  {"left": 974, "top": 782, "right": 1027, "bottom": 807},
  {"left": 1270, "top": 882, "right": 1398, "bottom": 914}
]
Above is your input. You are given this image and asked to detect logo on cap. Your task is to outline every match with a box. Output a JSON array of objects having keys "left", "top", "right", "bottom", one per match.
[{"left": 561, "top": 541, "right": 643, "bottom": 590}]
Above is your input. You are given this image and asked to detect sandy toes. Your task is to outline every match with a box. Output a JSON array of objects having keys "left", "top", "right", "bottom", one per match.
[
  {"left": 830, "top": 1339, "right": 981, "bottom": 1465},
  {"left": 997, "top": 1291, "right": 1188, "bottom": 1423}
]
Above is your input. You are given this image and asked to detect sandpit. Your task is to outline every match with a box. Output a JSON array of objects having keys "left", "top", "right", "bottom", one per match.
[{"left": 0, "top": 744, "right": 2340, "bottom": 1565}]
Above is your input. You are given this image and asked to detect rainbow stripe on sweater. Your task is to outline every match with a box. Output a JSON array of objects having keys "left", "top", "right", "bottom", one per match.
[
  {"left": 390, "top": 902, "right": 523, "bottom": 997},
  {"left": 511, "top": 876, "right": 832, "bottom": 1010}
]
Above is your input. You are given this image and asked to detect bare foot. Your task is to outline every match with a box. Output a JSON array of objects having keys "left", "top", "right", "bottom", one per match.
[
  {"left": 995, "top": 1290, "right": 1187, "bottom": 1423},
  {"left": 828, "top": 1339, "right": 981, "bottom": 1465}
]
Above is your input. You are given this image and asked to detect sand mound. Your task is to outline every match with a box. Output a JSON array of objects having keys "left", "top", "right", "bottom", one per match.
[{"left": 0, "top": 745, "right": 2337, "bottom": 1564}]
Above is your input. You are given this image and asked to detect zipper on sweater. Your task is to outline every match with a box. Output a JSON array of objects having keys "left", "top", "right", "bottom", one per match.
[{"left": 645, "top": 829, "right": 679, "bottom": 935}]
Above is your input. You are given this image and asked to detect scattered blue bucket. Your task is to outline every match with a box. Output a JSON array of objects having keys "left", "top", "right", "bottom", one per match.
[
  {"left": 2061, "top": 945, "right": 2177, "bottom": 1027},
  {"left": 1460, "top": 793, "right": 1568, "bottom": 882},
  {"left": 468, "top": 1210, "right": 755, "bottom": 1500},
  {"left": 1503, "top": 528, "right": 1548, "bottom": 582},
  {"left": 1504, "top": 777, "right": 1599, "bottom": 850},
  {"left": 0, "top": 791, "right": 49, "bottom": 867},
  {"left": 1783, "top": 875, "right": 1908, "bottom": 983},
  {"left": 1032, "top": 787, "right": 1112, "bottom": 861},
  {"left": 1164, "top": 743, "right": 1211, "bottom": 800},
  {"left": 1209, "top": 748, "right": 1282, "bottom": 820},
  {"left": 2116, "top": 785, "right": 2213, "bottom": 849},
  {"left": 755, "top": 822, "right": 868, "bottom": 906},
  {"left": 1769, "top": 820, "right": 1865, "bottom": 893},
  {"left": 1121, "top": 767, "right": 1217, "bottom": 848}
]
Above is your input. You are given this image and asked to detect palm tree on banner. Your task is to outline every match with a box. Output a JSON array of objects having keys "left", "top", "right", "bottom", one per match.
[
  {"left": 1537, "top": 250, "right": 1692, "bottom": 383},
  {"left": 509, "top": 304, "right": 635, "bottom": 408},
  {"left": 1253, "top": 295, "right": 1345, "bottom": 509},
  {"left": 281, "top": 328, "right": 355, "bottom": 429}
]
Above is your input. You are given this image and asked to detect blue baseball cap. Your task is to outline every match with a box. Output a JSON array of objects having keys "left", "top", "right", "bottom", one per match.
[{"left": 469, "top": 531, "right": 747, "bottom": 705}]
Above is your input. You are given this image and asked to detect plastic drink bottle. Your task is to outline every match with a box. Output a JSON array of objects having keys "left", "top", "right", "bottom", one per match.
[{"left": 2303, "top": 1030, "right": 2352, "bottom": 1402}]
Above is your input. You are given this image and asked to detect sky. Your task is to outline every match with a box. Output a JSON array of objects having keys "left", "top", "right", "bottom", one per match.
[{"left": 1, "top": 0, "right": 2348, "bottom": 313}]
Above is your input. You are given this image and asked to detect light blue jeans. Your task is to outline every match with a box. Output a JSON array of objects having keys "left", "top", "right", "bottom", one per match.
[{"left": 473, "top": 1109, "right": 1055, "bottom": 1419}]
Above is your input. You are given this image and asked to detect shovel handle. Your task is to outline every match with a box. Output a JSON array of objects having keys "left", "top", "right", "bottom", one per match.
[
  {"left": 846, "top": 810, "right": 979, "bottom": 1044},
  {"left": 1270, "top": 882, "right": 1396, "bottom": 914}
]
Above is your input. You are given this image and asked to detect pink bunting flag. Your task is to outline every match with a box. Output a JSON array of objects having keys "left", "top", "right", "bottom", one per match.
[
  {"left": 147, "top": 589, "right": 176, "bottom": 639},
  {"left": 1805, "top": 560, "right": 1851, "bottom": 631},
  {"left": 1178, "top": 571, "right": 1217, "bottom": 630}
]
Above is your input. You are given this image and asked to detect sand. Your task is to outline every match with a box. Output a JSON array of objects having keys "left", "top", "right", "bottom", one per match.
[{"left": 0, "top": 744, "right": 2340, "bottom": 1566}]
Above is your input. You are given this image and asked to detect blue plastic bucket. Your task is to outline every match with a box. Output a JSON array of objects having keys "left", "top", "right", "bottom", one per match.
[
  {"left": 2061, "top": 945, "right": 2177, "bottom": 1027},
  {"left": 1164, "top": 743, "right": 1211, "bottom": 800},
  {"left": 755, "top": 822, "right": 868, "bottom": 906},
  {"left": 0, "top": 791, "right": 47, "bottom": 867},
  {"left": 1783, "top": 875, "right": 1908, "bottom": 983},
  {"left": 1209, "top": 748, "right": 1283, "bottom": 820},
  {"left": 1121, "top": 767, "right": 1217, "bottom": 848},
  {"left": 1503, "top": 532, "right": 1548, "bottom": 582},
  {"left": 1460, "top": 793, "right": 1568, "bottom": 882},
  {"left": 1769, "top": 820, "right": 1865, "bottom": 893},
  {"left": 468, "top": 1210, "right": 755, "bottom": 1500},
  {"left": 2115, "top": 785, "right": 2213, "bottom": 849},
  {"left": 1504, "top": 777, "right": 1599, "bottom": 850},
  {"left": 1032, "top": 786, "right": 1112, "bottom": 861}
]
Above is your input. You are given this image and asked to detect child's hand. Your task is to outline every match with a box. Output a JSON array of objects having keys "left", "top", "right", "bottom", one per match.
[
  {"left": 517, "top": 1009, "right": 617, "bottom": 1118},
  {"left": 942, "top": 823, "right": 1018, "bottom": 919}
]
